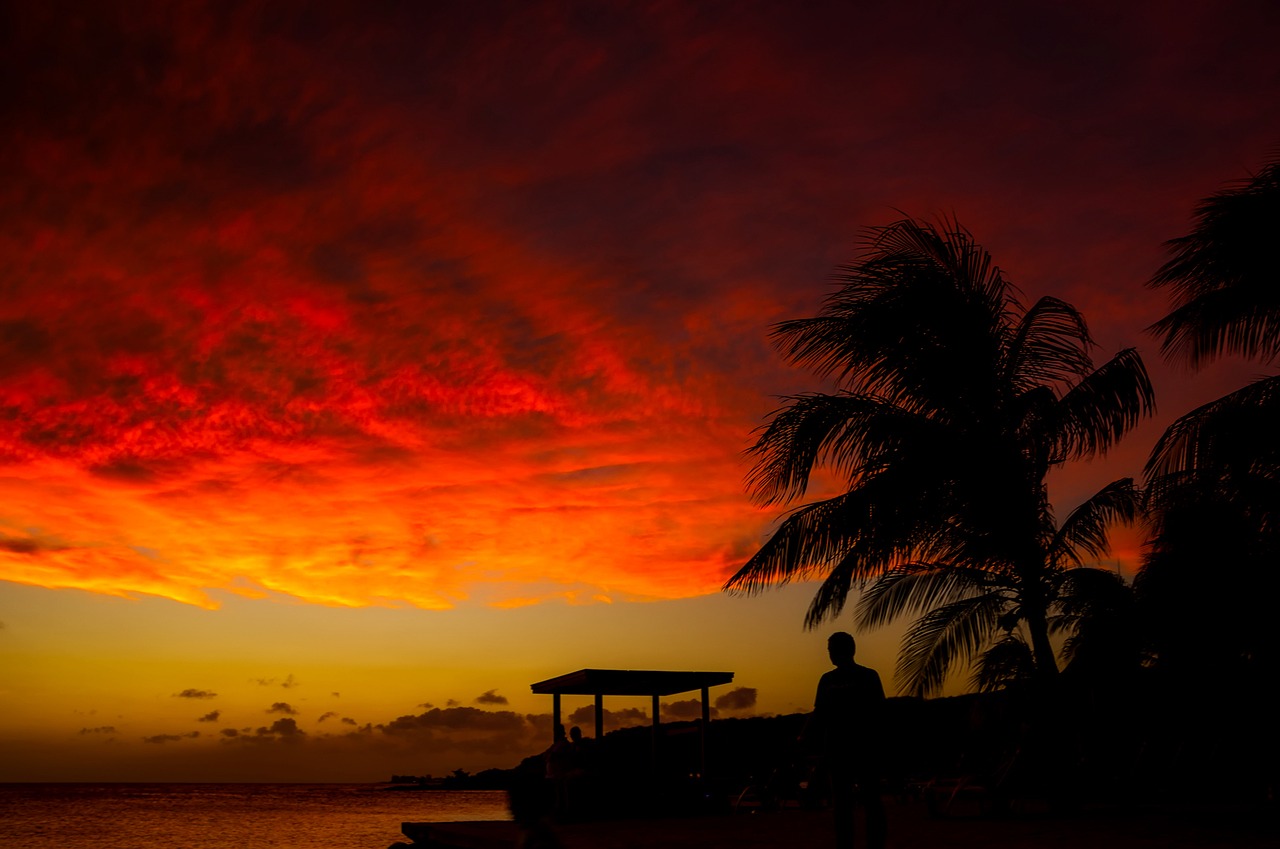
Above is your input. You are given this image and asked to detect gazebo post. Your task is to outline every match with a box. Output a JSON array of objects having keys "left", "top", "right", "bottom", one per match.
[
  {"left": 593, "top": 692, "right": 604, "bottom": 739},
  {"left": 552, "top": 692, "right": 561, "bottom": 741}
]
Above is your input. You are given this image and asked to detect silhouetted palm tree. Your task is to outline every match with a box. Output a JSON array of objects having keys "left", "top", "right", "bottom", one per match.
[
  {"left": 1143, "top": 153, "right": 1280, "bottom": 677},
  {"left": 726, "top": 219, "right": 1154, "bottom": 696}
]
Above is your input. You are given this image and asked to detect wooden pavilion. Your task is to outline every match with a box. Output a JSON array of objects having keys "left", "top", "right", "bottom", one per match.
[{"left": 530, "top": 668, "right": 734, "bottom": 776}]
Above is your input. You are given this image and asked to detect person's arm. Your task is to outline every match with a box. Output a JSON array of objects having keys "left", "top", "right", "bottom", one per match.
[{"left": 800, "top": 675, "right": 828, "bottom": 745}]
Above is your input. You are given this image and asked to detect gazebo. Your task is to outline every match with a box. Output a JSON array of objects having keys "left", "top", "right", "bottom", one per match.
[{"left": 530, "top": 668, "right": 734, "bottom": 776}]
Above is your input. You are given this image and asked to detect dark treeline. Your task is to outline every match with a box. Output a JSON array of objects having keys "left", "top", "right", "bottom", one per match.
[{"left": 439, "top": 682, "right": 1271, "bottom": 813}]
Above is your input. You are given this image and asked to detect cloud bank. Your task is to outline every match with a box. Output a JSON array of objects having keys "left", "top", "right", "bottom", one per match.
[{"left": 1, "top": 1, "right": 1278, "bottom": 614}]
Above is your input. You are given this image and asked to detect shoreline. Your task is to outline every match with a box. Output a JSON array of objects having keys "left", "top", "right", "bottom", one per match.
[{"left": 400, "top": 799, "right": 1279, "bottom": 849}]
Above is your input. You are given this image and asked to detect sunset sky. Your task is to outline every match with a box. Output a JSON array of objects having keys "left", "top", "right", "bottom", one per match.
[{"left": 2, "top": 0, "right": 1278, "bottom": 782}]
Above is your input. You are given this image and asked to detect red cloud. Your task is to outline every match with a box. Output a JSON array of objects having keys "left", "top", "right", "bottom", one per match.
[{"left": 1, "top": 1, "right": 1278, "bottom": 610}]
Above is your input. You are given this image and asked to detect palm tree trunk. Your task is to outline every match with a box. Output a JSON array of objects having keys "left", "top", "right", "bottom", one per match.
[
  {"left": 1026, "top": 610, "right": 1059, "bottom": 680},
  {"left": 1018, "top": 576, "right": 1059, "bottom": 681}
]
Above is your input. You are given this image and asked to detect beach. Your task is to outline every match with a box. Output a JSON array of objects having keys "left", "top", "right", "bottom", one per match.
[{"left": 408, "top": 799, "right": 1279, "bottom": 849}]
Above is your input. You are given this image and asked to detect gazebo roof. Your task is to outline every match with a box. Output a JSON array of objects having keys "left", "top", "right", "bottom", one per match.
[{"left": 530, "top": 668, "right": 734, "bottom": 697}]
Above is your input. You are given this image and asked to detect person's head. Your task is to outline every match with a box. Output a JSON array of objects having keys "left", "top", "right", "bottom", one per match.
[
  {"left": 569, "top": 725, "right": 583, "bottom": 743},
  {"left": 554, "top": 723, "right": 566, "bottom": 741},
  {"left": 828, "top": 631, "right": 856, "bottom": 666}
]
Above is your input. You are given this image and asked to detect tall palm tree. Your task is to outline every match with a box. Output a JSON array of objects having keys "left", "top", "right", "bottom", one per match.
[
  {"left": 1142, "top": 153, "right": 1280, "bottom": 677},
  {"left": 725, "top": 219, "right": 1154, "bottom": 696}
]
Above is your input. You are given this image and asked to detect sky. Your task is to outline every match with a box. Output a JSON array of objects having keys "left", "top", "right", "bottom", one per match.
[{"left": 1, "top": 0, "right": 1278, "bottom": 782}]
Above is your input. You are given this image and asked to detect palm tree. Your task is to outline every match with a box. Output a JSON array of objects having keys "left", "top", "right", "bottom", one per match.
[
  {"left": 1142, "top": 153, "right": 1280, "bottom": 677},
  {"left": 725, "top": 218, "right": 1154, "bottom": 696}
]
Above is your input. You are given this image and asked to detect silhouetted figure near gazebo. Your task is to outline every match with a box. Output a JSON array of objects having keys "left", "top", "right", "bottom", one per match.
[
  {"left": 802, "top": 631, "right": 887, "bottom": 849},
  {"left": 565, "top": 725, "right": 599, "bottom": 816}
]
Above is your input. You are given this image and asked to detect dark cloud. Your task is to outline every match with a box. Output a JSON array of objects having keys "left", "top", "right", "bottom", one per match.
[
  {"left": 318, "top": 711, "right": 338, "bottom": 722},
  {"left": 566, "top": 705, "right": 596, "bottom": 726},
  {"left": 79, "top": 726, "right": 117, "bottom": 735},
  {"left": 660, "top": 699, "right": 717, "bottom": 721},
  {"left": 526, "top": 712, "right": 555, "bottom": 740},
  {"left": 88, "top": 457, "right": 177, "bottom": 484},
  {"left": 253, "top": 676, "right": 298, "bottom": 688},
  {"left": 566, "top": 705, "right": 650, "bottom": 732},
  {"left": 194, "top": 115, "right": 321, "bottom": 194},
  {"left": 0, "top": 319, "right": 51, "bottom": 377},
  {"left": 378, "top": 706, "right": 539, "bottom": 756},
  {"left": 0, "top": 536, "right": 44, "bottom": 554},
  {"left": 267, "top": 702, "right": 298, "bottom": 715},
  {"left": 221, "top": 718, "right": 307, "bottom": 746},
  {"left": 714, "top": 687, "right": 757, "bottom": 712},
  {"left": 474, "top": 689, "right": 508, "bottom": 705},
  {"left": 260, "top": 718, "right": 304, "bottom": 738},
  {"left": 446, "top": 699, "right": 459, "bottom": 707},
  {"left": 340, "top": 717, "right": 357, "bottom": 726},
  {"left": 417, "top": 702, "right": 434, "bottom": 710},
  {"left": 382, "top": 707, "right": 526, "bottom": 735},
  {"left": 173, "top": 688, "right": 217, "bottom": 700},
  {"left": 197, "top": 710, "right": 221, "bottom": 722},
  {"left": 143, "top": 732, "right": 200, "bottom": 744}
]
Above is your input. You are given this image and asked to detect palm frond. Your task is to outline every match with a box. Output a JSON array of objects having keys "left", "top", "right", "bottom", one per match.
[
  {"left": 1151, "top": 291, "right": 1280, "bottom": 368},
  {"left": 855, "top": 565, "right": 1004, "bottom": 630},
  {"left": 1145, "top": 373, "right": 1280, "bottom": 480},
  {"left": 1042, "top": 347, "right": 1155, "bottom": 462},
  {"left": 773, "top": 219, "right": 1012, "bottom": 413},
  {"left": 895, "top": 593, "right": 1006, "bottom": 697},
  {"left": 1051, "top": 567, "right": 1131, "bottom": 624},
  {"left": 802, "top": 554, "right": 864, "bottom": 627},
  {"left": 1005, "top": 296, "right": 1094, "bottom": 393},
  {"left": 1149, "top": 155, "right": 1280, "bottom": 366},
  {"left": 723, "top": 495, "right": 860, "bottom": 594},
  {"left": 1050, "top": 567, "right": 1142, "bottom": 674},
  {"left": 1049, "top": 478, "right": 1140, "bottom": 568},
  {"left": 746, "top": 393, "right": 934, "bottom": 506},
  {"left": 972, "top": 635, "right": 1036, "bottom": 693}
]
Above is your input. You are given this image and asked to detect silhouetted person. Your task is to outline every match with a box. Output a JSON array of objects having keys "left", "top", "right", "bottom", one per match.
[
  {"left": 565, "top": 725, "right": 598, "bottom": 817},
  {"left": 567, "top": 724, "right": 589, "bottom": 753},
  {"left": 802, "top": 631, "right": 887, "bottom": 849}
]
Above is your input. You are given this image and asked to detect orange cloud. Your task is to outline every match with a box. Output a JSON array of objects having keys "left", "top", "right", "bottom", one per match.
[{"left": 2, "top": 1, "right": 1278, "bottom": 616}]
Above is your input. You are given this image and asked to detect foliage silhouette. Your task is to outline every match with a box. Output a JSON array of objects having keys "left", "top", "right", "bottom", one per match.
[
  {"left": 726, "top": 218, "right": 1154, "bottom": 696},
  {"left": 1148, "top": 154, "right": 1280, "bottom": 366},
  {"left": 1142, "top": 153, "right": 1280, "bottom": 678}
]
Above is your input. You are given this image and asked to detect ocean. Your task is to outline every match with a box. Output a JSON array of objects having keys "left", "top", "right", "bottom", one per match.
[{"left": 0, "top": 783, "right": 510, "bottom": 849}]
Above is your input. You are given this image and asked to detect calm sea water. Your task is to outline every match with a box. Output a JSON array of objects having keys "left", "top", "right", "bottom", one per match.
[{"left": 0, "top": 783, "right": 510, "bottom": 849}]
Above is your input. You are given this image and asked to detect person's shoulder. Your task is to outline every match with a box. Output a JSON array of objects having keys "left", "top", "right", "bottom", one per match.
[
  {"left": 816, "top": 668, "right": 840, "bottom": 687},
  {"left": 854, "top": 663, "right": 886, "bottom": 694}
]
